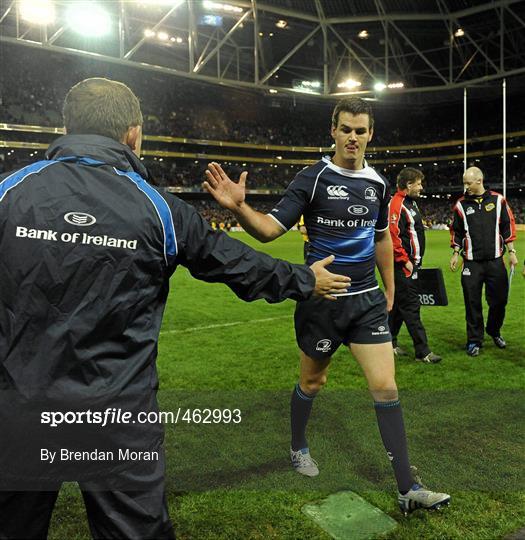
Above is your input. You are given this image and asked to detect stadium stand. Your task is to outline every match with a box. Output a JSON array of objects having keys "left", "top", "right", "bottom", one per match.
[{"left": 1, "top": 43, "right": 523, "bottom": 226}]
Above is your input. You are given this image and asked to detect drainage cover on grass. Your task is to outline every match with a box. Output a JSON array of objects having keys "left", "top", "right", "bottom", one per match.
[{"left": 302, "top": 491, "right": 398, "bottom": 540}]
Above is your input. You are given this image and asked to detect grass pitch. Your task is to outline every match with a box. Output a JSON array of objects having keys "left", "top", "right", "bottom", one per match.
[{"left": 49, "top": 230, "right": 524, "bottom": 539}]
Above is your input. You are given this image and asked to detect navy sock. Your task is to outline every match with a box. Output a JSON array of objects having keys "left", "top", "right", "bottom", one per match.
[
  {"left": 290, "top": 383, "right": 316, "bottom": 451},
  {"left": 374, "top": 399, "right": 413, "bottom": 493}
]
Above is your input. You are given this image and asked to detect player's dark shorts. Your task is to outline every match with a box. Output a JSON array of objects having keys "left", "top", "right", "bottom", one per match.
[{"left": 294, "top": 287, "right": 391, "bottom": 360}]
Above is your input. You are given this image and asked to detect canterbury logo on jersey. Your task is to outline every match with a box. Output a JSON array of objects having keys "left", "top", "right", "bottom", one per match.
[{"left": 327, "top": 185, "right": 349, "bottom": 199}]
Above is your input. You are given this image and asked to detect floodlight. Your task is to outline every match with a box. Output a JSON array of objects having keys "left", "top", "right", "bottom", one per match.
[
  {"left": 66, "top": 3, "right": 111, "bottom": 37},
  {"left": 292, "top": 80, "right": 321, "bottom": 94},
  {"left": 269, "top": 89, "right": 278, "bottom": 94},
  {"left": 19, "top": 0, "right": 55, "bottom": 25},
  {"left": 454, "top": 28, "right": 465, "bottom": 37},
  {"left": 337, "top": 79, "right": 362, "bottom": 89},
  {"left": 387, "top": 82, "right": 404, "bottom": 89},
  {"left": 358, "top": 30, "right": 369, "bottom": 39},
  {"left": 301, "top": 81, "right": 320, "bottom": 88},
  {"left": 144, "top": 29, "right": 156, "bottom": 37},
  {"left": 157, "top": 31, "right": 169, "bottom": 40},
  {"left": 275, "top": 19, "right": 288, "bottom": 29},
  {"left": 374, "top": 82, "right": 386, "bottom": 91},
  {"left": 136, "top": 0, "right": 184, "bottom": 5},
  {"left": 203, "top": 1, "right": 243, "bottom": 14}
]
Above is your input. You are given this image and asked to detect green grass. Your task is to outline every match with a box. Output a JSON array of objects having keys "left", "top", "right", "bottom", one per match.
[{"left": 48, "top": 230, "right": 525, "bottom": 539}]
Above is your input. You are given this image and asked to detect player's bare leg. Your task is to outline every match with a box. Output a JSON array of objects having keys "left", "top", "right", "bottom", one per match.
[{"left": 290, "top": 352, "right": 330, "bottom": 476}]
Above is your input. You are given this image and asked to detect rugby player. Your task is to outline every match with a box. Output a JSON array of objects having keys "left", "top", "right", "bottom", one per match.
[{"left": 204, "top": 98, "right": 450, "bottom": 514}]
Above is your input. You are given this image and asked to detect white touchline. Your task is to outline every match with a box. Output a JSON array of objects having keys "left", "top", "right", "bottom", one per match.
[{"left": 160, "top": 315, "right": 291, "bottom": 335}]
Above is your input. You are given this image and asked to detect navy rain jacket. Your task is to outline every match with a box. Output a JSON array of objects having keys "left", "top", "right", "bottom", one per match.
[{"left": 0, "top": 134, "right": 314, "bottom": 486}]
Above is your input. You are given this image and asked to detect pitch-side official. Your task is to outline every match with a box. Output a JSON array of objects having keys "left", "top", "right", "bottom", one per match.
[
  {"left": 0, "top": 78, "right": 350, "bottom": 539},
  {"left": 388, "top": 168, "right": 441, "bottom": 363},
  {"left": 450, "top": 166, "right": 517, "bottom": 356}
]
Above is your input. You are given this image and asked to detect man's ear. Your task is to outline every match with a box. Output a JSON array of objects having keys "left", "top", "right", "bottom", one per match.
[
  {"left": 368, "top": 127, "right": 374, "bottom": 142},
  {"left": 123, "top": 125, "right": 142, "bottom": 153},
  {"left": 330, "top": 124, "right": 337, "bottom": 140}
]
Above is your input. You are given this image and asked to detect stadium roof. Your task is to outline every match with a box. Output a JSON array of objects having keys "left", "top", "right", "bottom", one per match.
[{"left": 1, "top": 0, "right": 524, "bottom": 100}]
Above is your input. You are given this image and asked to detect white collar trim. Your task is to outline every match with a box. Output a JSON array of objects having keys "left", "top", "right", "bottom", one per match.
[{"left": 321, "top": 156, "right": 383, "bottom": 184}]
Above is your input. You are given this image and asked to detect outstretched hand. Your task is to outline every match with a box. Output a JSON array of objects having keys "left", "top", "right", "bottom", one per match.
[
  {"left": 310, "top": 255, "right": 351, "bottom": 301},
  {"left": 203, "top": 162, "right": 247, "bottom": 211}
]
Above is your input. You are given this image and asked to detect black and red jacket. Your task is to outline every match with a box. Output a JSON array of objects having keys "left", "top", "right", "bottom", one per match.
[
  {"left": 388, "top": 190, "right": 425, "bottom": 267},
  {"left": 450, "top": 190, "right": 516, "bottom": 261}
]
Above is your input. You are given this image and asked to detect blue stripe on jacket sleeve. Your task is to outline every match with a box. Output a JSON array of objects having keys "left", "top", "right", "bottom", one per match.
[{"left": 0, "top": 160, "right": 58, "bottom": 202}]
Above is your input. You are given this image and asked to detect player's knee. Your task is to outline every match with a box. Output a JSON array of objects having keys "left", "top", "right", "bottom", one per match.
[
  {"left": 301, "top": 374, "right": 327, "bottom": 395},
  {"left": 369, "top": 379, "right": 398, "bottom": 402}
]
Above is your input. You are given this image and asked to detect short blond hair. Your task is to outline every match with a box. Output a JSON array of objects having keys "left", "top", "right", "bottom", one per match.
[{"left": 63, "top": 78, "right": 143, "bottom": 141}]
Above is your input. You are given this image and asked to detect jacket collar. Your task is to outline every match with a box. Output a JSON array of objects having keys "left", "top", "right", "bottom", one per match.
[
  {"left": 395, "top": 189, "right": 411, "bottom": 201},
  {"left": 46, "top": 134, "right": 150, "bottom": 180},
  {"left": 464, "top": 189, "right": 489, "bottom": 201}
]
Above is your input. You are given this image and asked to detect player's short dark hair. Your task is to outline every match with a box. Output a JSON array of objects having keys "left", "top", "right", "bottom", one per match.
[
  {"left": 397, "top": 167, "right": 424, "bottom": 189},
  {"left": 331, "top": 98, "right": 374, "bottom": 129},
  {"left": 63, "top": 78, "right": 143, "bottom": 142}
]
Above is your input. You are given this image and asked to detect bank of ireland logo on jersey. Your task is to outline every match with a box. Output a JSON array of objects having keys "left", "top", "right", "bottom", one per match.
[
  {"left": 327, "top": 185, "right": 349, "bottom": 200},
  {"left": 64, "top": 212, "right": 97, "bottom": 226},
  {"left": 316, "top": 339, "right": 332, "bottom": 353},
  {"left": 364, "top": 187, "right": 377, "bottom": 201},
  {"left": 348, "top": 205, "right": 369, "bottom": 216}
]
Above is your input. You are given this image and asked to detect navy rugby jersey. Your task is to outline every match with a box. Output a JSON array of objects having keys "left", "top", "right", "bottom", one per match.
[{"left": 269, "top": 156, "right": 390, "bottom": 294}]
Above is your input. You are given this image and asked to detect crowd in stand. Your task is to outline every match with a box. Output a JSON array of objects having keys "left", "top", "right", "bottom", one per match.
[
  {"left": 184, "top": 196, "right": 524, "bottom": 230},
  {"left": 3, "top": 43, "right": 525, "bottom": 148},
  {"left": 190, "top": 200, "right": 275, "bottom": 229},
  {"left": 149, "top": 157, "right": 523, "bottom": 191},
  {"left": 148, "top": 159, "right": 300, "bottom": 190}
]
